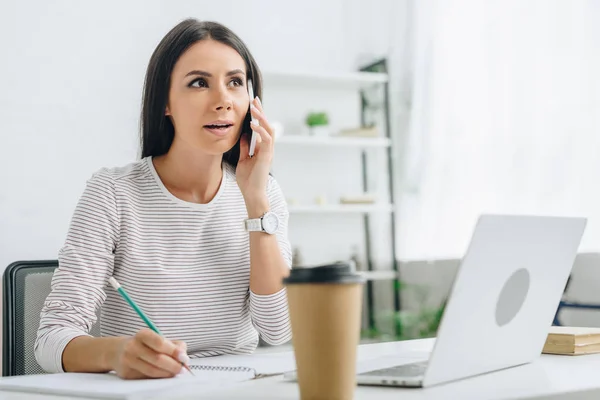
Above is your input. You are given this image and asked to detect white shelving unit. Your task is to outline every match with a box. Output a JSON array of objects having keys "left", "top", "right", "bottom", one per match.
[
  {"left": 264, "top": 60, "right": 400, "bottom": 336},
  {"left": 359, "top": 270, "right": 400, "bottom": 281},
  {"left": 288, "top": 204, "right": 394, "bottom": 214},
  {"left": 275, "top": 135, "right": 391, "bottom": 148},
  {"left": 262, "top": 70, "right": 388, "bottom": 90}
]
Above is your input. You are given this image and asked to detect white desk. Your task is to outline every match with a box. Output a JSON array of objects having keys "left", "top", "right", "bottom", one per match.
[{"left": 3, "top": 339, "right": 600, "bottom": 400}]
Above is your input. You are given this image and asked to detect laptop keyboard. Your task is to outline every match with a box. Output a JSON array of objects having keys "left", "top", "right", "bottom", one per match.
[{"left": 361, "top": 361, "right": 429, "bottom": 378}]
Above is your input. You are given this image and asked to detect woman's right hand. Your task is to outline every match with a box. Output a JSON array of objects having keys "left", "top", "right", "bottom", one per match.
[{"left": 111, "top": 328, "right": 189, "bottom": 379}]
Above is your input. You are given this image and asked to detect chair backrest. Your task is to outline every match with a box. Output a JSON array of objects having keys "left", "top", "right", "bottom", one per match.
[
  {"left": 553, "top": 252, "right": 600, "bottom": 327},
  {"left": 2, "top": 260, "right": 101, "bottom": 376}
]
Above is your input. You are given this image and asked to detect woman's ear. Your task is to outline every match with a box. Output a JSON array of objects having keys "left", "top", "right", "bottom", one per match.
[{"left": 165, "top": 106, "right": 171, "bottom": 116}]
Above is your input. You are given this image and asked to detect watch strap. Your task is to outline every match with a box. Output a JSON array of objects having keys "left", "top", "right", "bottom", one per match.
[{"left": 245, "top": 218, "right": 263, "bottom": 232}]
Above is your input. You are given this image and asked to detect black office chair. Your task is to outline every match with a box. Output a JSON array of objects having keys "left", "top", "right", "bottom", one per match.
[
  {"left": 2, "top": 260, "right": 100, "bottom": 376},
  {"left": 553, "top": 253, "right": 600, "bottom": 326},
  {"left": 554, "top": 274, "right": 600, "bottom": 326}
]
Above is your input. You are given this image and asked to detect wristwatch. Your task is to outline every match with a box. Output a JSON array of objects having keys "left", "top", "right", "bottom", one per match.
[{"left": 245, "top": 211, "right": 280, "bottom": 235}]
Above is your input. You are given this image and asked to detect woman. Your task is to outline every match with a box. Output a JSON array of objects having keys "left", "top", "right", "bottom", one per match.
[{"left": 34, "top": 18, "right": 292, "bottom": 379}]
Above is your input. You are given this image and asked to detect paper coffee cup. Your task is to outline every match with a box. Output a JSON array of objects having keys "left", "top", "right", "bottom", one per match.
[{"left": 284, "top": 262, "right": 365, "bottom": 400}]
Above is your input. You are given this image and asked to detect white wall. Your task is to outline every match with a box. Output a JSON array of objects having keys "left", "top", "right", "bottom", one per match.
[
  {"left": 4, "top": 0, "right": 600, "bottom": 345},
  {"left": 390, "top": 0, "right": 600, "bottom": 337},
  {"left": 0, "top": 0, "right": 400, "bottom": 270},
  {"left": 396, "top": 0, "right": 600, "bottom": 261}
]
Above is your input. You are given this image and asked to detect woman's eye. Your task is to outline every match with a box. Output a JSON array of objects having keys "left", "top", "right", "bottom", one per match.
[
  {"left": 189, "top": 78, "right": 207, "bottom": 88},
  {"left": 229, "top": 78, "right": 243, "bottom": 87}
]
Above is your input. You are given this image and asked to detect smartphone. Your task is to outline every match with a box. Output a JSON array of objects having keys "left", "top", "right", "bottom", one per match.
[{"left": 247, "top": 79, "right": 258, "bottom": 157}]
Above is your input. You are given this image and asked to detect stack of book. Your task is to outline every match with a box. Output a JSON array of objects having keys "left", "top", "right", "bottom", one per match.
[
  {"left": 543, "top": 326, "right": 600, "bottom": 355},
  {"left": 337, "top": 127, "right": 379, "bottom": 138}
]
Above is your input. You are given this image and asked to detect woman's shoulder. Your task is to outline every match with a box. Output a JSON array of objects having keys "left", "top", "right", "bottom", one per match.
[{"left": 87, "top": 157, "right": 152, "bottom": 185}]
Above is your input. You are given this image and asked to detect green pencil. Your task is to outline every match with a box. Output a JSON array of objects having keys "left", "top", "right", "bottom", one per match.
[{"left": 108, "top": 276, "right": 193, "bottom": 375}]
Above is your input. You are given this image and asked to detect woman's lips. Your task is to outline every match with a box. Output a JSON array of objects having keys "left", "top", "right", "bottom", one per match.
[{"left": 203, "top": 124, "right": 234, "bottom": 137}]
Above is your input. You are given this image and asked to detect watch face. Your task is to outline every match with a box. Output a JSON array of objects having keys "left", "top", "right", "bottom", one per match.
[{"left": 262, "top": 212, "right": 279, "bottom": 234}]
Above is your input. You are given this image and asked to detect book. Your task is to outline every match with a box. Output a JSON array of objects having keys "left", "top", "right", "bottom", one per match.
[
  {"left": 337, "top": 127, "right": 379, "bottom": 138},
  {"left": 0, "top": 352, "right": 296, "bottom": 399},
  {"left": 339, "top": 194, "right": 377, "bottom": 205},
  {"left": 542, "top": 326, "right": 600, "bottom": 355}
]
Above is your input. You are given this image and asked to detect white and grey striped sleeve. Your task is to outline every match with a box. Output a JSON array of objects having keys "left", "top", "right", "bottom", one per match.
[
  {"left": 248, "top": 176, "right": 293, "bottom": 345},
  {"left": 35, "top": 169, "right": 118, "bottom": 373}
]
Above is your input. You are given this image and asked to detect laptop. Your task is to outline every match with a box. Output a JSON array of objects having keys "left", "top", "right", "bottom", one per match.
[{"left": 356, "top": 214, "right": 586, "bottom": 388}]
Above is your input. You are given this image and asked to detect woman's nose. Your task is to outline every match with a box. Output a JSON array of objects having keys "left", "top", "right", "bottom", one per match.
[
  {"left": 214, "top": 88, "right": 233, "bottom": 111},
  {"left": 216, "top": 101, "right": 232, "bottom": 111}
]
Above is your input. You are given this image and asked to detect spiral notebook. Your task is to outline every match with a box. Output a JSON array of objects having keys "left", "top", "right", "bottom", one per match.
[
  {"left": 0, "top": 352, "right": 296, "bottom": 400},
  {"left": 189, "top": 351, "right": 296, "bottom": 377}
]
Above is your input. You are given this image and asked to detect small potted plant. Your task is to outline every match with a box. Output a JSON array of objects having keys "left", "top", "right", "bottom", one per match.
[{"left": 305, "top": 111, "right": 330, "bottom": 137}]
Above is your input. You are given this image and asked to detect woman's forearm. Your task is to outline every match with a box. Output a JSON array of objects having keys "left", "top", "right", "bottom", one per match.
[
  {"left": 62, "top": 336, "right": 126, "bottom": 372},
  {"left": 246, "top": 198, "right": 290, "bottom": 295}
]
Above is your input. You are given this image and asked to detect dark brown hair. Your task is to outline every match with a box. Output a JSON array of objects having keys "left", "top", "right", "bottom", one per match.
[{"left": 139, "top": 19, "right": 262, "bottom": 167}]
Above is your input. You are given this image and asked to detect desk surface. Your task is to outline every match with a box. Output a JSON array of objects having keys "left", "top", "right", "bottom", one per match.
[{"left": 3, "top": 339, "right": 600, "bottom": 400}]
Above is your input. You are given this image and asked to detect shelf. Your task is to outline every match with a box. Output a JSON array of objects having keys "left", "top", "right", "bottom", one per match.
[
  {"left": 262, "top": 70, "right": 388, "bottom": 90},
  {"left": 276, "top": 135, "right": 391, "bottom": 148},
  {"left": 288, "top": 204, "right": 394, "bottom": 214},
  {"left": 358, "top": 270, "right": 399, "bottom": 281}
]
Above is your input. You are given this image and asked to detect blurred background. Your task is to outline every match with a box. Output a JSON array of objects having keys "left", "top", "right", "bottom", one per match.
[{"left": 1, "top": 0, "right": 599, "bottom": 342}]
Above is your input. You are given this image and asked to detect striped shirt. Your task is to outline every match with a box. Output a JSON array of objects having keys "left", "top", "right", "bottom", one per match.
[{"left": 34, "top": 157, "right": 293, "bottom": 373}]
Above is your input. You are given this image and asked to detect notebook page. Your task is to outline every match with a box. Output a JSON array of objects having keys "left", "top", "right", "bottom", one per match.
[
  {"left": 189, "top": 351, "right": 297, "bottom": 375},
  {"left": 0, "top": 370, "right": 251, "bottom": 400}
]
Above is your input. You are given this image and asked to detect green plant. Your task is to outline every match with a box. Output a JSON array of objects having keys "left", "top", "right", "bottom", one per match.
[
  {"left": 361, "top": 282, "right": 447, "bottom": 342},
  {"left": 305, "top": 112, "right": 329, "bottom": 127}
]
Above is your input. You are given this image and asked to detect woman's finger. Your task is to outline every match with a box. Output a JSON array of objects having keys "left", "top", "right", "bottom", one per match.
[
  {"left": 250, "top": 105, "right": 274, "bottom": 138},
  {"left": 172, "top": 340, "right": 189, "bottom": 364},
  {"left": 251, "top": 122, "right": 272, "bottom": 148},
  {"left": 136, "top": 329, "right": 176, "bottom": 355},
  {"left": 128, "top": 355, "right": 176, "bottom": 379},
  {"left": 253, "top": 96, "right": 264, "bottom": 113},
  {"left": 251, "top": 134, "right": 262, "bottom": 156},
  {"left": 135, "top": 329, "right": 181, "bottom": 368},
  {"left": 137, "top": 340, "right": 182, "bottom": 375},
  {"left": 127, "top": 341, "right": 181, "bottom": 378}
]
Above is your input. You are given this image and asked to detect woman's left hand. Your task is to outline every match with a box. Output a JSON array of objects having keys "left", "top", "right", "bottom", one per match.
[{"left": 236, "top": 96, "right": 274, "bottom": 207}]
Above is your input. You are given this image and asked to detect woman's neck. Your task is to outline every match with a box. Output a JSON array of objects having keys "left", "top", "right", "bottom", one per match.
[{"left": 152, "top": 138, "right": 224, "bottom": 204}]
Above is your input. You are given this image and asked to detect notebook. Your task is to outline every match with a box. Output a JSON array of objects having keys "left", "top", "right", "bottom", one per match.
[
  {"left": 189, "top": 351, "right": 296, "bottom": 376},
  {"left": 0, "top": 352, "right": 296, "bottom": 399},
  {"left": 542, "top": 326, "right": 600, "bottom": 355}
]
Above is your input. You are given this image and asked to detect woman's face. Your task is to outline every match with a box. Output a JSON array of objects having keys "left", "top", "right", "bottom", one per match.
[{"left": 166, "top": 39, "right": 250, "bottom": 156}]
